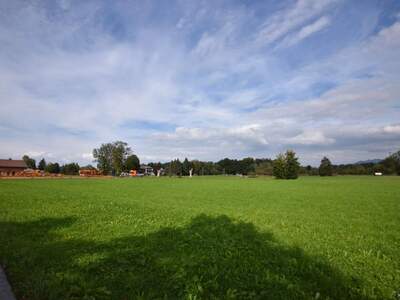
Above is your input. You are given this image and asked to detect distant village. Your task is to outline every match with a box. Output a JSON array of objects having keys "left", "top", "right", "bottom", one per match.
[
  {"left": 0, "top": 158, "right": 158, "bottom": 178},
  {"left": 1, "top": 141, "right": 399, "bottom": 178}
]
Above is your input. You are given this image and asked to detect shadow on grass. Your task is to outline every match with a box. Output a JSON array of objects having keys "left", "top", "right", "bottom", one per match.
[{"left": 0, "top": 215, "right": 375, "bottom": 300}]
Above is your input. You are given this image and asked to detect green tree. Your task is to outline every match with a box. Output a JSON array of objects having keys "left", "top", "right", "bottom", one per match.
[
  {"left": 93, "top": 143, "right": 114, "bottom": 175},
  {"left": 255, "top": 161, "right": 273, "bottom": 175},
  {"left": 93, "top": 141, "right": 134, "bottom": 175},
  {"left": 382, "top": 150, "right": 400, "bottom": 175},
  {"left": 285, "top": 150, "right": 300, "bottom": 179},
  {"left": 112, "top": 141, "right": 132, "bottom": 175},
  {"left": 125, "top": 154, "right": 140, "bottom": 171},
  {"left": 38, "top": 158, "right": 46, "bottom": 171},
  {"left": 22, "top": 155, "right": 36, "bottom": 169},
  {"left": 273, "top": 150, "right": 300, "bottom": 179},
  {"left": 182, "top": 158, "right": 191, "bottom": 176},
  {"left": 273, "top": 154, "right": 286, "bottom": 179},
  {"left": 319, "top": 156, "right": 333, "bottom": 176},
  {"left": 45, "top": 162, "right": 60, "bottom": 174},
  {"left": 60, "top": 163, "right": 80, "bottom": 175}
]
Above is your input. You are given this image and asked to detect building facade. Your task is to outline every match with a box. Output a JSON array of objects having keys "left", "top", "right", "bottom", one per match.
[{"left": 0, "top": 159, "right": 28, "bottom": 176}]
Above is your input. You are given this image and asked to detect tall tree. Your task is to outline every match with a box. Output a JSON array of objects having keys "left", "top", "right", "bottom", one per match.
[
  {"left": 93, "top": 143, "right": 114, "bottom": 175},
  {"left": 273, "top": 154, "right": 286, "bottom": 179},
  {"left": 273, "top": 150, "right": 300, "bottom": 179},
  {"left": 38, "top": 158, "right": 46, "bottom": 171},
  {"left": 319, "top": 157, "right": 333, "bottom": 176},
  {"left": 60, "top": 163, "right": 80, "bottom": 175},
  {"left": 125, "top": 154, "right": 140, "bottom": 171},
  {"left": 285, "top": 150, "right": 300, "bottom": 179},
  {"left": 182, "top": 158, "right": 191, "bottom": 176},
  {"left": 93, "top": 141, "right": 134, "bottom": 175},
  {"left": 45, "top": 162, "right": 60, "bottom": 174},
  {"left": 112, "top": 141, "right": 132, "bottom": 175},
  {"left": 22, "top": 155, "right": 36, "bottom": 169}
]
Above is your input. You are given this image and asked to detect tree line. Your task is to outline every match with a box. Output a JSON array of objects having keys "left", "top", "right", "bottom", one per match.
[
  {"left": 22, "top": 155, "right": 82, "bottom": 175},
  {"left": 22, "top": 141, "right": 400, "bottom": 178},
  {"left": 149, "top": 150, "right": 400, "bottom": 178}
]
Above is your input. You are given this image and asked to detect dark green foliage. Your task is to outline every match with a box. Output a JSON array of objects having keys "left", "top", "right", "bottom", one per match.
[
  {"left": 254, "top": 161, "right": 273, "bottom": 175},
  {"left": 112, "top": 141, "right": 131, "bottom": 175},
  {"left": 38, "top": 158, "right": 46, "bottom": 170},
  {"left": 381, "top": 150, "right": 400, "bottom": 175},
  {"left": 125, "top": 155, "right": 140, "bottom": 171},
  {"left": 167, "top": 159, "right": 183, "bottom": 176},
  {"left": 60, "top": 163, "right": 80, "bottom": 175},
  {"left": 182, "top": 158, "right": 192, "bottom": 176},
  {"left": 22, "top": 155, "right": 36, "bottom": 169},
  {"left": 148, "top": 158, "right": 270, "bottom": 176},
  {"left": 45, "top": 162, "right": 60, "bottom": 174},
  {"left": 217, "top": 157, "right": 256, "bottom": 175},
  {"left": 285, "top": 150, "right": 300, "bottom": 179},
  {"left": 319, "top": 157, "right": 333, "bottom": 176},
  {"left": 273, "top": 150, "right": 300, "bottom": 179},
  {"left": 149, "top": 162, "right": 163, "bottom": 175},
  {"left": 273, "top": 154, "right": 286, "bottom": 179}
]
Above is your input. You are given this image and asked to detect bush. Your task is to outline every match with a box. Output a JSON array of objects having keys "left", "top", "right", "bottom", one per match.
[
  {"left": 273, "top": 150, "right": 300, "bottom": 179},
  {"left": 319, "top": 157, "right": 333, "bottom": 176}
]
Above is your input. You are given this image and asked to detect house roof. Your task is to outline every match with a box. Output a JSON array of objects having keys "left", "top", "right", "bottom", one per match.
[
  {"left": 140, "top": 164, "right": 152, "bottom": 168},
  {"left": 0, "top": 159, "right": 28, "bottom": 168}
]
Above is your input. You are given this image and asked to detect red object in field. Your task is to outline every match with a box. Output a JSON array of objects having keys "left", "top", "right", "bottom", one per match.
[
  {"left": 79, "top": 169, "right": 101, "bottom": 177},
  {"left": 129, "top": 170, "right": 137, "bottom": 177}
]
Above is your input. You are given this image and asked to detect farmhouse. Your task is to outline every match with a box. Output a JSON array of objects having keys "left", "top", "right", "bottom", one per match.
[
  {"left": 140, "top": 164, "right": 154, "bottom": 175},
  {"left": 0, "top": 159, "right": 27, "bottom": 176}
]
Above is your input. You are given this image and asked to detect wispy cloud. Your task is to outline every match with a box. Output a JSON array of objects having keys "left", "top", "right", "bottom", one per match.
[{"left": 278, "top": 16, "right": 331, "bottom": 48}]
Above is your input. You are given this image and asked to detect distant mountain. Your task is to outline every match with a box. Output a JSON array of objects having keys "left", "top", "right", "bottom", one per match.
[{"left": 354, "top": 159, "right": 382, "bottom": 165}]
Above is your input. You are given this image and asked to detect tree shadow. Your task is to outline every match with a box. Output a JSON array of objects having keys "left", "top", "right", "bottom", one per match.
[{"left": 0, "top": 215, "right": 377, "bottom": 299}]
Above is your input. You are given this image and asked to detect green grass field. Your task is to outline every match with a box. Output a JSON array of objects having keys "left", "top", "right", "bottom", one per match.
[{"left": 0, "top": 176, "right": 399, "bottom": 299}]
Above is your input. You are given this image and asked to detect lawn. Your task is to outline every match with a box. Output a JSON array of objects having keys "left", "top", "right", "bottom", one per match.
[{"left": 0, "top": 176, "right": 399, "bottom": 299}]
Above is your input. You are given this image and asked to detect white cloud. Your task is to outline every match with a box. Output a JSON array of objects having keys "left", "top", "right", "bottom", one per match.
[
  {"left": 286, "top": 130, "right": 335, "bottom": 145},
  {"left": 256, "top": 0, "right": 337, "bottom": 46},
  {"left": 278, "top": 16, "right": 331, "bottom": 48},
  {"left": 383, "top": 124, "right": 400, "bottom": 134},
  {"left": 0, "top": 1, "right": 399, "bottom": 165}
]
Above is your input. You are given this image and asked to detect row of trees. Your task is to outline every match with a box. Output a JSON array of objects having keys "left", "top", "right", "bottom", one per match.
[
  {"left": 22, "top": 155, "right": 82, "bottom": 175},
  {"left": 148, "top": 157, "right": 275, "bottom": 177},
  {"left": 313, "top": 151, "right": 400, "bottom": 176},
  {"left": 23, "top": 142, "right": 400, "bottom": 178},
  {"left": 149, "top": 149, "right": 400, "bottom": 179}
]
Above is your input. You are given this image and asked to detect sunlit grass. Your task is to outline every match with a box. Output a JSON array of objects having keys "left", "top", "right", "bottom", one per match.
[{"left": 0, "top": 176, "right": 399, "bottom": 299}]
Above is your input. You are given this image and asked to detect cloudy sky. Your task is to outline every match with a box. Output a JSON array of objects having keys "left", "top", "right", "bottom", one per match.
[{"left": 1, "top": 0, "right": 400, "bottom": 166}]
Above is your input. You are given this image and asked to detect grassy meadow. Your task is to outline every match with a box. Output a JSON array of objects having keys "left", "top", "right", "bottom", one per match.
[{"left": 0, "top": 176, "right": 399, "bottom": 299}]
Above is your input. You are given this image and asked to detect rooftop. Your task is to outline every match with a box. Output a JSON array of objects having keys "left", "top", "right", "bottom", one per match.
[{"left": 0, "top": 159, "right": 28, "bottom": 168}]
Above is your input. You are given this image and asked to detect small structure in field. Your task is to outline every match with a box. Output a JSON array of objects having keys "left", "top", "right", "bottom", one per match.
[
  {"left": 374, "top": 172, "right": 383, "bottom": 176},
  {"left": 140, "top": 164, "right": 154, "bottom": 176},
  {"left": 19, "top": 169, "right": 43, "bottom": 177},
  {"left": 79, "top": 169, "right": 101, "bottom": 177},
  {"left": 0, "top": 159, "right": 27, "bottom": 176}
]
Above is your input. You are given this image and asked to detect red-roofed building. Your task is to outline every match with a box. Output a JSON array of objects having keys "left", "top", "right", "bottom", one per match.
[{"left": 0, "top": 159, "right": 27, "bottom": 176}]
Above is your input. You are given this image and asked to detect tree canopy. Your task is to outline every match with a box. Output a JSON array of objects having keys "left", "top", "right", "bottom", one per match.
[
  {"left": 22, "top": 155, "right": 36, "bottom": 169},
  {"left": 272, "top": 150, "right": 300, "bottom": 179},
  {"left": 319, "top": 157, "right": 333, "bottom": 176},
  {"left": 93, "top": 141, "right": 135, "bottom": 175},
  {"left": 38, "top": 158, "right": 47, "bottom": 171}
]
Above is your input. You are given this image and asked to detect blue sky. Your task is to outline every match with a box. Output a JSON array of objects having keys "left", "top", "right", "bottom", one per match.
[{"left": 1, "top": 0, "right": 400, "bottom": 165}]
